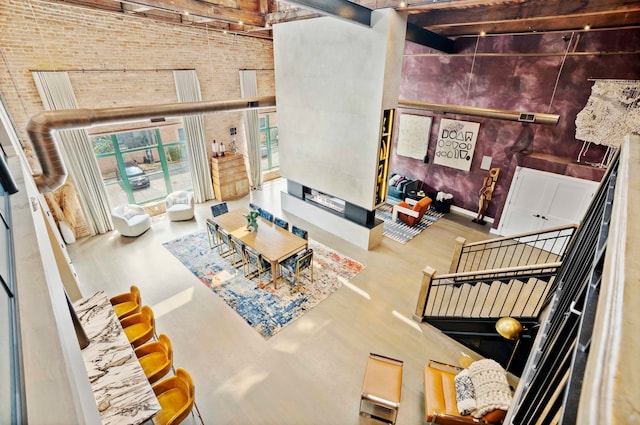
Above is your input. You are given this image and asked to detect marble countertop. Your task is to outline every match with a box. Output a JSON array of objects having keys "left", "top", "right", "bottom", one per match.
[{"left": 74, "top": 291, "right": 160, "bottom": 425}]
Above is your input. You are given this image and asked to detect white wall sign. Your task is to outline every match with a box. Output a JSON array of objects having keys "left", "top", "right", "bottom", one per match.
[
  {"left": 434, "top": 118, "right": 480, "bottom": 171},
  {"left": 396, "top": 114, "right": 432, "bottom": 159}
]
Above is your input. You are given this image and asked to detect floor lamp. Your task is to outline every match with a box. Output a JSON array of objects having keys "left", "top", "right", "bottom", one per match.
[{"left": 495, "top": 317, "right": 524, "bottom": 372}]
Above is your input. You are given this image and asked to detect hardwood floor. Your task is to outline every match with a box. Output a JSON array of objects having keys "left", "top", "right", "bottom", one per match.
[{"left": 68, "top": 178, "right": 493, "bottom": 425}]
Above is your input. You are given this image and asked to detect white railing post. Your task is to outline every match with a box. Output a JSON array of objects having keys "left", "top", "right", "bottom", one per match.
[
  {"left": 414, "top": 266, "right": 437, "bottom": 321},
  {"left": 449, "top": 237, "right": 467, "bottom": 273}
]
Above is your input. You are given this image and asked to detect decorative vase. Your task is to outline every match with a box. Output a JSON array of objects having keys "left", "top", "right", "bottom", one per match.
[{"left": 244, "top": 209, "right": 259, "bottom": 232}]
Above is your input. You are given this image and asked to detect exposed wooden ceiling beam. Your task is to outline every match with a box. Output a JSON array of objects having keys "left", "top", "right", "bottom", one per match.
[
  {"left": 114, "top": 0, "right": 267, "bottom": 27},
  {"left": 406, "top": 0, "right": 640, "bottom": 35},
  {"left": 415, "top": 10, "right": 640, "bottom": 36}
]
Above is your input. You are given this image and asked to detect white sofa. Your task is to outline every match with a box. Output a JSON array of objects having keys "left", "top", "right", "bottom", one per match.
[
  {"left": 165, "top": 191, "right": 194, "bottom": 221},
  {"left": 111, "top": 204, "right": 151, "bottom": 237}
]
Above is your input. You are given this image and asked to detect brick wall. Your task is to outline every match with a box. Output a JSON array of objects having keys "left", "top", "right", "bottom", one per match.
[{"left": 0, "top": 0, "right": 275, "bottom": 153}]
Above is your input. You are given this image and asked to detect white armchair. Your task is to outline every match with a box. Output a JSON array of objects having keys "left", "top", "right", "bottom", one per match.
[
  {"left": 112, "top": 204, "right": 152, "bottom": 237},
  {"left": 165, "top": 191, "right": 194, "bottom": 221}
]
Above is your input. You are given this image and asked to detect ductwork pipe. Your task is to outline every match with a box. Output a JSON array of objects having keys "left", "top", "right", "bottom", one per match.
[
  {"left": 398, "top": 99, "right": 560, "bottom": 126},
  {"left": 26, "top": 96, "right": 276, "bottom": 192}
]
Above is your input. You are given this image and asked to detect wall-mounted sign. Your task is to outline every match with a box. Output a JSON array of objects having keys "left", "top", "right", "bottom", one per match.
[
  {"left": 396, "top": 114, "right": 432, "bottom": 160},
  {"left": 434, "top": 118, "right": 480, "bottom": 171}
]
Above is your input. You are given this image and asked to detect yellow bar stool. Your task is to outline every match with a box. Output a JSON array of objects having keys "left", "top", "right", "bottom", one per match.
[
  {"left": 134, "top": 334, "right": 173, "bottom": 384},
  {"left": 120, "top": 305, "right": 155, "bottom": 348},
  {"left": 109, "top": 285, "right": 141, "bottom": 320}
]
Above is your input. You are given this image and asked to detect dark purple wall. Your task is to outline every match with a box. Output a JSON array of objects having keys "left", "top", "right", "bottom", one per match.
[{"left": 391, "top": 28, "right": 640, "bottom": 229}]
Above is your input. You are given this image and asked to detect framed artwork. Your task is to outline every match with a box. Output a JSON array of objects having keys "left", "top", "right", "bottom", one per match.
[
  {"left": 434, "top": 118, "right": 480, "bottom": 171},
  {"left": 396, "top": 114, "right": 432, "bottom": 160}
]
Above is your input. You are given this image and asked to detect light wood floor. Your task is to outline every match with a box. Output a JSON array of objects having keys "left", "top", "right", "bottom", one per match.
[{"left": 68, "top": 178, "right": 493, "bottom": 425}]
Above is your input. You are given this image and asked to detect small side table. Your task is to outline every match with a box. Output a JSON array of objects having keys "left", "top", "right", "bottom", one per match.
[{"left": 407, "top": 190, "right": 427, "bottom": 201}]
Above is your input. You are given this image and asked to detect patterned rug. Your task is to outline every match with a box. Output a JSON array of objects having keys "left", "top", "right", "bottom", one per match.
[
  {"left": 162, "top": 231, "right": 365, "bottom": 339},
  {"left": 375, "top": 202, "right": 444, "bottom": 244}
]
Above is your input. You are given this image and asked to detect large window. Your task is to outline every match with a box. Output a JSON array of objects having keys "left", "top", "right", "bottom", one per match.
[
  {"left": 0, "top": 165, "right": 25, "bottom": 425},
  {"left": 259, "top": 114, "right": 279, "bottom": 171},
  {"left": 91, "top": 122, "right": 191, "bottom": 206}
]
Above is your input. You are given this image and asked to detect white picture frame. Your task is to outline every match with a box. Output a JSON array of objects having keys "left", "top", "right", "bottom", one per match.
[
  {"left": 396, "top": 114, "right": 432, "bottom": 160},
  {"left": 434, "top": 118, "right": 480, "bottom": 171}
]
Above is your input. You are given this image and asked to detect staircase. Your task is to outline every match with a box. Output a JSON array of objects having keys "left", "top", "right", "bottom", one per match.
[{"left": 414, "top": 224, "right": 577, "bottom": 373}]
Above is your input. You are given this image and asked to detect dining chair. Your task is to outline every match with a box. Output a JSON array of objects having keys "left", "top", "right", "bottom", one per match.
[
  {"left": 215, "top": 227, "right": 233, "bottom": 258},
  {"left": 120, "top": 305, "right": 155, "bottom": 348},
  {"left": 206, "top": 218, "right": 221, "bottom": 250},
  {"left": 259, "top": 208, "right": 274, "bottom": 222},
  {"left": 134, "top": 334, "right": 173, "bottom": 384},
  {"left": 210, "top": 201, "right": 229, "bottom": 217},
  {"left": 249, "top": 202, "right": 261, "bottom": 213},
  {"left": 280, "top": 248, "right": 314, "bottom": 290},
  {"left": 291, "top": 225, "right": 309, "bottom": 240},
  {"left": 152, "top": 368, "right": 195, "bottom": 425},
  {"left": 245, "top": 246, "right": 272, "bottom": 286},
  {"left": 274, "top": 217, "right": 289, "bottom": 230},
  {"left": 109, "top": 285, "right": 141, "bottom": 319},
  {"left": 229, "top": 235, "right": 248, "bottom": 275}
]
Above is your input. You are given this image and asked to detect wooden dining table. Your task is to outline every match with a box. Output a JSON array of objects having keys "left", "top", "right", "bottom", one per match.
[{"left": 213, "top": 208, "right": 308, "bottom": 289}]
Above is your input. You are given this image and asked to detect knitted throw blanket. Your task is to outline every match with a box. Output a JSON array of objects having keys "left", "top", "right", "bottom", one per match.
[{"left": 467, "top": 359, "right": 513, "bottom": 418}]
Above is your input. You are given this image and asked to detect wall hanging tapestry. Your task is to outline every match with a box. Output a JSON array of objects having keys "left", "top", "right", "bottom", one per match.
[
  {"left": 575, "top": 79, "right": 640, "bottom": 167},
  {"left": 163, "top": 231, "right": 365, "bottom": 339},
  {"left": 434, "top": 118, "right": 480, "bottom": 171}
]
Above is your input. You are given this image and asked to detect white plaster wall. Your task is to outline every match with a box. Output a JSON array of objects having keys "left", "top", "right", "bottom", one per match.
[{"left": 273, "top": 10, "right": 406, "bottom": 210}]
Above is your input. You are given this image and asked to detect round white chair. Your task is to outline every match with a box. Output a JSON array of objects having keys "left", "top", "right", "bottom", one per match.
[
  {"left": 165, "top": 191, "right": 194, "bottom": 221},
  {"left": 111, "top": 204, "right": 151, "bottom": 237}
]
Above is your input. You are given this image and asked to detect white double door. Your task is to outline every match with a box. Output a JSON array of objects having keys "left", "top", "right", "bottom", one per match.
[{"left": 498, "top": 167, "right": 599, "bottom": 237}]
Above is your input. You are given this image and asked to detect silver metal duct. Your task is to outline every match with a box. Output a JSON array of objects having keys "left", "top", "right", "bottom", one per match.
[
  {"left": 26, "top": 96, "right": 276, "bottom": 192},
  {"left": 398, "top": 99, "right": 560, "bottom": 126}
]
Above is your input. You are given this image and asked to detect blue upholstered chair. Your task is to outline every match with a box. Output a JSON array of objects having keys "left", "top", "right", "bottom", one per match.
[
  {"left": 249, "top": 203, "right": 261, "bottom": 213},
  {"left": 259, "top": 208, "right": 274, "bottom": 222},
  {"left": 280, "top": 248, "right": 314, "bottom": 289},
  {"left": 229, "top": 235, "right": 248, "bottom": 274},
  {"left": 206, "top": 218, "right": 221, "bottom": 249},
  {"left": 215, "top": 227, "right": 233, "bottom": 258},
  {"left": 291, "top": 225, "right": 308, "bottom": 240},
  {"left": 274, "top": 217, "right": 289, "bottom": 231},
  {"left": 210, "top": 202, "right": 229, "bottom": 217},
  {"left": 245, "top": 246, "right": 271, "bottom": 286}
]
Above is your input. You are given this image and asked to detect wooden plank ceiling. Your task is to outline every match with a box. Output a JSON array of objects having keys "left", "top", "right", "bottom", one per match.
[{"left": 46, "top": 0, "right": 640, "bottom": 39}]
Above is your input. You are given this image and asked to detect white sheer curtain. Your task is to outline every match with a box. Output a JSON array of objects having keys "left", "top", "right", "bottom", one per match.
[
  {"left": 173, "top": 70, "right": 215, "bottom": 202},
  {"left": 32, "top": 71, "right": 113, "bottom": 234},
  {"left": 239, "top": 70, "right": 262, "bottom": 189}
]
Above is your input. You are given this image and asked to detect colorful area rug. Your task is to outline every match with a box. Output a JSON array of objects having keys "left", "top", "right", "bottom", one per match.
[
  {"left": 162, "top": 231, "right": 365, "bottom": 339},
  {"left": 375, "top": 202, "right": 444, "bottom": 244}
]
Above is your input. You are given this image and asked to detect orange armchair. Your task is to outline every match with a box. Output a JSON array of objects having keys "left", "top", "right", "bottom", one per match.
[
  {"left": 120, "top": 305, "right": 155, "bottom": 348},
  {"left": 135, "top": 334, "right": 173, "bottom": 384},
  {"left": 392, "top": 196, "right": 433, "bottom": 227},
  {"left": 152, "top": 368, "right": 195, "bottom": 425},
  {"left": 110, "top": 285, "right": 141, "bottom": 319}
]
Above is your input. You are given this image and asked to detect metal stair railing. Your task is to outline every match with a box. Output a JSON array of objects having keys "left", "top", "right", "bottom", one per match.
[
  {"left": 448, "top": 224, "right": 577, "bottom": 274},
  {"left": 414, "top": 224, "right": 577, "bottom": 323},
  {"left": 415, "top": 262, "right": 561, "bottom": 320}
]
